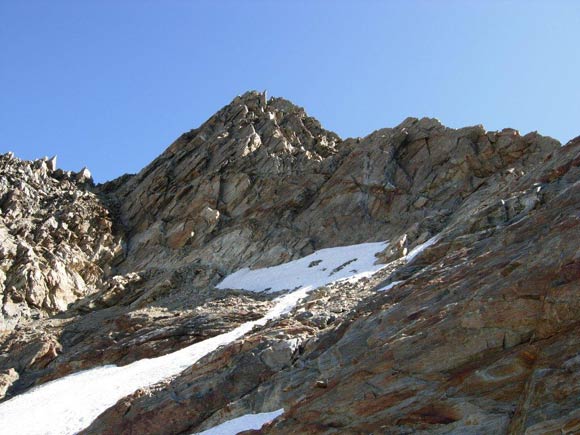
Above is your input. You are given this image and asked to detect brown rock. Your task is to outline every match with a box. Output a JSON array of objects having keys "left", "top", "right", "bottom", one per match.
[{"left": 2, "top": 94, "right": 579, "bottom": 435}]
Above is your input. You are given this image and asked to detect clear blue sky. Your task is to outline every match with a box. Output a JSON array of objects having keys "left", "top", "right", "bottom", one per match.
[{"left": 1, "top": 1, "right": 579, "bottom": 182}]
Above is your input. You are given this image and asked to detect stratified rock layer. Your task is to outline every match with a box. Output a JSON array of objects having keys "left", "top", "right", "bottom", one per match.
[{"left": 1, "top": 91, "right": 579, "bottom": 434}]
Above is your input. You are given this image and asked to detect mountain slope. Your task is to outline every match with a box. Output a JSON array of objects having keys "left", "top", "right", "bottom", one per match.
[{"left": 1, "top": 91, "right": 579, "bottom": 434}]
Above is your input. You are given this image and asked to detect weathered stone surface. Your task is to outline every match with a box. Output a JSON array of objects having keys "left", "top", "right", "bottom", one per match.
[
  {"left": 0, "top": 154, "right": 123, "bottom": 329},
  {"left": 0, "top": 368, "right": 18, "bottom": 399},
  {"left": 1, "top": 92, "right": 579, "bottom": 435}
]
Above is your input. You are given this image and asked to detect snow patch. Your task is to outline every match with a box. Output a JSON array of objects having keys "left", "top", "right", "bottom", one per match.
[
  {"left": 374, "top": 235, "right": 441, "bottom": 292},
  {"left": 377, "top": 280, "right": 405, "bottom": 292},
  {"left": 217, "top": 241, "right": 389, "bottom": 293},
  {"left": 193, "top": 409, "right": 284, "bottom": 435},
  {"left": 406, "top": 235, "right": 440, "bottom": 263},
  {"left": 0, "top": 241, "right": 388, "bottom": 435}
]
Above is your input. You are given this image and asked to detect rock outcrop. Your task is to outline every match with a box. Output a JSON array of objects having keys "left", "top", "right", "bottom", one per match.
[
  {"left": 1, "top": 91, "right": 579, "bottom": 434},
  {"left": 0, "top": 154, "right": 122, "bottom": 329}
]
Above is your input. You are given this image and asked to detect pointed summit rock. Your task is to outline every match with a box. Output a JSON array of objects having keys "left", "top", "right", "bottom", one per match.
[
  {"left": 76, "top": 166, "right": 92, "bottom": 183},
  {"left": 47, "top": 155, "right": 57, "bottom": 171}
]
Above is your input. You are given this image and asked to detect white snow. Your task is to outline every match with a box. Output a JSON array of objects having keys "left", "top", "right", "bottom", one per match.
[
  {"left": 405, "top": 234, "right": 440, "bottom": 263},
  {"left": 374, "top": 234, "right": 440, "bottom": 293},
  {"left": 217, "top": 241, "right": 388, "bottom": 293},
  {"left": 377, "top": 280, "right": 404, "bottom": 292},
  {"left": 0, "top": 291, "right": 301, "bottom": 435},
  {"left": 0, "top": 240, "right": 388, "bottom": 435},
  {"left": 193, "top": 409, "right": 284, "bottom": 435}
]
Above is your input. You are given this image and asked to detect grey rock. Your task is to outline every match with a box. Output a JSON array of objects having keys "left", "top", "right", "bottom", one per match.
[
  {"left": 259, "top": 338, "right": 301, "bottom": 371},
  {"left": 47, "top": 156, "right": 57, "bottom": 171}
]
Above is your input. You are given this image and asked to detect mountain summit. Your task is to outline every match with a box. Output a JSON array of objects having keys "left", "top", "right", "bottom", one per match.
[{"left": 1, "top": 93, "right": 579, "bottom": 434}]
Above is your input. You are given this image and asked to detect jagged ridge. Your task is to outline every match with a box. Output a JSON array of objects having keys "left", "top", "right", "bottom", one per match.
[{"left": 1, "top": 91, "right": 579, "bottom": 434}]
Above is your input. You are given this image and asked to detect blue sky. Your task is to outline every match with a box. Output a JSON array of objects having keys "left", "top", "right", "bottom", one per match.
[{"left": 1, "top": 1, "right": 579, "bottom": 182}]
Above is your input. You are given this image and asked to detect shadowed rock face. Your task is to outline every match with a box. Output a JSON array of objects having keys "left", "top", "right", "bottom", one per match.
[{"left": 2, "top": 91, "right": 580, "bottom": 434}]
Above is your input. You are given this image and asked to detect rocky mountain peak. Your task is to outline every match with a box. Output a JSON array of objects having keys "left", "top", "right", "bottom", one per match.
[
  {"left": 103, "top": 93, "right": 348, "bottom": 275},
  {"left": 1, "top": 94, "right": 579, "bottom": 435},
  {"left": 164, "top": 90, "right": 341, "bottom": 166}
]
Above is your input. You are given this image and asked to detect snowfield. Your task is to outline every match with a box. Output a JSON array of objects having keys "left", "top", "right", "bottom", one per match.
[
  {"left": 217, "top": 241, "right": 389, "bottom": 292},
  {"left": 193, "top": 409, "right": 284, "bottom": 435},
  {"left": 0, "top": 241, "right": 388, "bottom": 435}
]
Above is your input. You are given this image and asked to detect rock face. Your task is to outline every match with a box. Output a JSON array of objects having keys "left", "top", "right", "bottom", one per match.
[
  {"left": 1, "top": 91, "right": 579, "bottom": 434},
  {"left": 0, "top": 154, "right": 122, "bottom": 329},
  {"left": 109, "top": 92, "right": 557, "bottom": 277}
]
